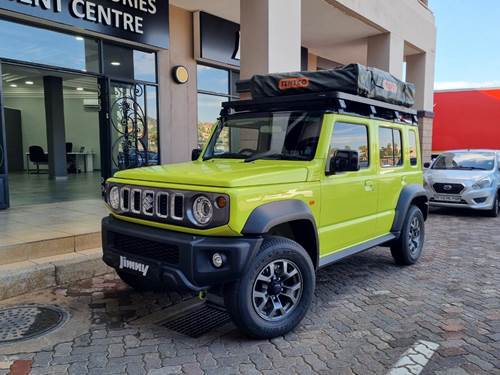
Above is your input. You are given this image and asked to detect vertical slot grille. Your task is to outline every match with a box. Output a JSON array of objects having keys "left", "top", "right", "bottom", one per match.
[
  {"left": 156, "top": 192, "right": 169, "bottom": 218},
  {"left": 131, "top": 189, "right": 141, "bottom": 214},
  {"left": 171, "top": 194, "right": 184, "bottom": 220},
  {"left": 120, "top": 188, "right": 130, "bottom": 212}
]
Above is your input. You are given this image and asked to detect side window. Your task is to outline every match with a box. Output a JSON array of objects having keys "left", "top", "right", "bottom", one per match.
[
  {"left": 329, "top": 122, "right": 369, "bottom": 170},
  {"left": 408, "top": 130, "right": 418, "bottom": 166},
  {"left": 379, "top": 126, "right": 403, "bottom": 168}
]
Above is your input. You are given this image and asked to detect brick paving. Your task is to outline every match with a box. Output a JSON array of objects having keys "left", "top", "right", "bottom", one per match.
[{"left": 0, "top": 208, "right": 499, "bottom": 374}]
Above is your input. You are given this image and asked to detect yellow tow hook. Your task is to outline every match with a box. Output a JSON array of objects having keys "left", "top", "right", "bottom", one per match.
[{"left": 198, "top": 290, "right": 207, "bottom": 301}]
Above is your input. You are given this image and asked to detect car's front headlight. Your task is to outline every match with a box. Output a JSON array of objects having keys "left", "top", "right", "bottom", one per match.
[
  {"left": 108, "top": 186, "right": 120, "bottom": 210},
  {"left": 192, "top": 195, "right": 214, "bottom": 225},
  {"left": 472, "top": 177, "right": 493, "bottom": 190}
]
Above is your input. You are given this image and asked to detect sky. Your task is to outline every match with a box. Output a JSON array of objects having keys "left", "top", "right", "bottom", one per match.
[{"left": 430, "top": 0, "right": 500, "bottom": 90}]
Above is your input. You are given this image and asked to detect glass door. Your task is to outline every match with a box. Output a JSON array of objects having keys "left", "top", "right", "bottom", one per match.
[
  {"left": 100, "top": 79, "right": 159, "bottom": 181},
  {"left": 0, "top": 63, "right": 9, "bottom": 209}
]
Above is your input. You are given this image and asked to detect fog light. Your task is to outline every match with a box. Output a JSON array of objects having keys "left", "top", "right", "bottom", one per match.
[{"left": 212, "top": 253, "right": 224, "bottom": 268}]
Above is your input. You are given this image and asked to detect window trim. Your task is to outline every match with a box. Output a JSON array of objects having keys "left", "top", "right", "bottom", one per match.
[
  {"left": 327, "top": 121, "right": 370, "bottom": 174},
  {"left": 408, "top": 129, "right": 419, "bottom": 167},
  {"left": 379, "top": 126, "right": 403, "bottom": 169}
]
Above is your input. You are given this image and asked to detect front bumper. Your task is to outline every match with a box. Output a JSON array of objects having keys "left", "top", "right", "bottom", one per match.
[
  {"left": 427, "top": 186, "right": 496, "bottom": 210},
  {"left": 102, "top": 216, "right": 263, "bottom": 292}
]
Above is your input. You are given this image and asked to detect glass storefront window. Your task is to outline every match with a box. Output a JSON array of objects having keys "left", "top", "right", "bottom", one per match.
[
  {"left": 197, "top": 65, "right": 229, "bottom": 94},
  {"left": 103, "top": 43, "right": 156, "bottom": 83},
  {"left": 197, "top": 64, "right": 239, "bottom": 148},
  {"left": 0, "top": 19, "right": 99, "bottom": 73},
  {"left": 197, "top": 94, "right": 226, "bottom": 148},
  {"left": 109, "top": 82, "right": 159, "bottom": 171},
  {"left": 146, "top": 85, "right": 159, "bottom": 165}
]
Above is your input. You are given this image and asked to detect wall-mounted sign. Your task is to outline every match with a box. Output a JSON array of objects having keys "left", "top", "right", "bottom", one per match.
[
  {"left": 172, "top": 65, "right": 189, "bottom": 84},
  {"left": 0, "top": 0, "right": 169, "bottom": 49},
  {"left": 194, "top": 11, "right": 240, "bottom": 67}
]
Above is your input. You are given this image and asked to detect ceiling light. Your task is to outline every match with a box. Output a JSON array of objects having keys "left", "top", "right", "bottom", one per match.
[
  {"left": 25, "top": 81, "right": 34, "bottom": 85},
  {"left": 9, "top": 84, "right": 17, "bottom": 88},
  {"left": 111, "top": 61, "right": 121, "bottom": 66},
  {"left": 75, "top": 36, "right": 84, "bottom": 41},
  {"left": 76, "top": 87, "right": 84, "bottom": 91}
]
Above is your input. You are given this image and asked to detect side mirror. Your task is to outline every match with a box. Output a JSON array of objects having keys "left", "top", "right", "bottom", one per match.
[
  {"left": 328, "top": 150, "right": 360, "bottom": 174},
  {"left": 191, "top": 148, "right": 202, "bottom": 161},
  {"left": 423, "top": 162, "right": 431, "bottom": 168}
]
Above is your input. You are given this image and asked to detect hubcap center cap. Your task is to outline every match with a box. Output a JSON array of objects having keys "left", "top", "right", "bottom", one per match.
[{"left": 268, "top": 280, "right": 282, "bottom": 295}]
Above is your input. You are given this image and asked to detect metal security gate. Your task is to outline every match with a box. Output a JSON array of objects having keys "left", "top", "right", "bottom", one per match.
[{"left": 0, "top": 62, "right": 10, "bottom": 210}]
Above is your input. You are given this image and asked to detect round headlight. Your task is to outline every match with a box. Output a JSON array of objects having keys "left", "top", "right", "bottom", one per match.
[
  {"left": 109, "top": 186, "right": 120, "bottom": 210},
  {"left": 192, "top": 195, "right": 213, "bottom": 225}
]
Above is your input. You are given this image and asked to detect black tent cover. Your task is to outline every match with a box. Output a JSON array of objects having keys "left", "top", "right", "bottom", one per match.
[{"left": 249, "top": 64, "right": 416, "bottom": 108}]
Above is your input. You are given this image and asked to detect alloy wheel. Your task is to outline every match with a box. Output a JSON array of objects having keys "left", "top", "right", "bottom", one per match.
[
  {"left": 408, "top": 216, "right": 422, "bottom": 255},
  {"left": 252, "top": 259, "right": 303, "bottom": 322}
]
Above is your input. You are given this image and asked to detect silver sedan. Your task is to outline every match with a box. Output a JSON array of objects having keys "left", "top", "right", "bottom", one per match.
[{"left": 424, "top": 150, "right": 500, "bottom": 216}]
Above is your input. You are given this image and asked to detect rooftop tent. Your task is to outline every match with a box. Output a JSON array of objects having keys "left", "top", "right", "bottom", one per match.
[{"left": 248, "top": 64, "right": 416, "bottom": 108}]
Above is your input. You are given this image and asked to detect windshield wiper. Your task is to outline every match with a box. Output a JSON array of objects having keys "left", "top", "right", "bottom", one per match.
[{"left": 244, "top": 151, "right": 283, "bottom": 163}]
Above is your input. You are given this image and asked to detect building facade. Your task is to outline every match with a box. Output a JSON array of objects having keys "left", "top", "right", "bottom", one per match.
[
  {"left": 0, "top": 0, "right": 435, "bottom": 210},
  {"left": 433, "top": 88, "right": 500, "bottom": 154}
]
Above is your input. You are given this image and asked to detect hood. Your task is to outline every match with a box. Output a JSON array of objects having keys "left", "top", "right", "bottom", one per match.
[
  {"left": 424, "top": 169, "right": 493, "bottom": 183},
  {"left": 113, "top": 160, "right": 310, "bottom": 188}
]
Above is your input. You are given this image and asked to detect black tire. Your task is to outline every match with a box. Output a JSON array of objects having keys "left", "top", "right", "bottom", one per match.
[
  {"left": 116, "top": 270, "right": 167, "bottom": 292},
  {"left": 224, "top": 236, "right": 315, "bottom": 339},
  {"left": 390, "top": 205, "right": 425, "bottom": 265},
  {"left": 486, "top": 193, "right": 499, "bottom": 217}
]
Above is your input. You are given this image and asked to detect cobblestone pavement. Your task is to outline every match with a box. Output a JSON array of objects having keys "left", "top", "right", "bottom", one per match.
[{"left": 0, "top": 208, "right": 499, "bottom": 375}]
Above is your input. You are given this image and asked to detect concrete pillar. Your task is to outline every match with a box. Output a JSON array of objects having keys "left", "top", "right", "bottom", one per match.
[
  {"left": 406, "top": 51, "right": 435, "bottom": 162},
  {"left": 158, "top": 5, "right": 198, "bottom": 164},
  {"left": 43, "top": 76, "right": 67, "bottom": 179},
  {"left": 367, "top": 33, "right": 404, "bottom": 80},
  {"left": 307, "top": 53, "right": 318, "bottom": 71},
  {"left": 240, "top": 0, "right": 301, "bottom": 79}
]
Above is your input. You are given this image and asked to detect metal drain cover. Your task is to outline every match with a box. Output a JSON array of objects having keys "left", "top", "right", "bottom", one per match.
[
  {"left": 161, "top": 303, "right": 231, "bottom": 338},
  {"left": 0, "top": 305, "right": 67, "bottom": 344}
]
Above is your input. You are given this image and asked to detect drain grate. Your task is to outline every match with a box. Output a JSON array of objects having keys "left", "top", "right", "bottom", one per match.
[
  {"left": 0, "top": 305, "right": 67, "bottom": 344},
  {"left": 161, "top": 303, "right": 231, "bottom": 338}
]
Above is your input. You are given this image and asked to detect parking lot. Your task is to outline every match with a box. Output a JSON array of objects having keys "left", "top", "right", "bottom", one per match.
[{"left": 0, "top": 209, "right": 499, "bottom": 375}]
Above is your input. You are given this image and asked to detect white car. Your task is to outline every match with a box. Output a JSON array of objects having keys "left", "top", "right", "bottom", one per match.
[{"left": 424, "top": 150, "right": 500, "bottom": 217}]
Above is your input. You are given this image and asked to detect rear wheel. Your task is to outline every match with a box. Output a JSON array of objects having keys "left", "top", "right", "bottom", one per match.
[
  {"left": 391, "top": 205, "right": 425, "bottom": 265},
  {"left": 486, "top": 193, "right": 499, "bottom": 217},
  {"left": 224, "top": 237, "right": 315, "bottom": 339}
]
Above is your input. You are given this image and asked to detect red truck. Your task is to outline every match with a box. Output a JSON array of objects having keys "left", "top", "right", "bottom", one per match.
[{"left": 433, "top": 88, "right": 500, "bottom": 156}]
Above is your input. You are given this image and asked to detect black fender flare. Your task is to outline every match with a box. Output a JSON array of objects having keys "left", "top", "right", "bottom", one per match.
[
  {"left": 391, "top": 184, "right": 429, "bottom": 237},
  {"left": 242, "top": 200, "right": 319, "bottom": 267}
]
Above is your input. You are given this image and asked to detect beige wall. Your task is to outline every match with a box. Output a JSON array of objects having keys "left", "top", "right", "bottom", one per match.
[{"left": 158, "top": 5, "right": 198, "bottom": 164}]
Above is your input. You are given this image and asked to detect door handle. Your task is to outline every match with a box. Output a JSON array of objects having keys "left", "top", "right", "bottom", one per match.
[
  {"left": 364, "top": 180, "right": 374, "bottom": 192},
  {"left": 401, "top": 176, "right": 407, "bottom": 185}
]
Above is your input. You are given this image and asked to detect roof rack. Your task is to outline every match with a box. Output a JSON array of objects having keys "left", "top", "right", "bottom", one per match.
[{"left": 221, "top": 91, "right": 418, "bottom": 125}]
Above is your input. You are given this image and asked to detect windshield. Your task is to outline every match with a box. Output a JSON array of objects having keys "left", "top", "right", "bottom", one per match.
[
  {"left": 203, "top": 111, "right": 323, "bottom": 161},
  {"left": 431, "top": 152, "right": 496, "bottom": 171}
]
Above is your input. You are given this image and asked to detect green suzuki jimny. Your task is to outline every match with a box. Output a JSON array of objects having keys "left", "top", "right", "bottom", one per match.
[{"left": 103, "top": 65, "right": 428, "bottom": 338}]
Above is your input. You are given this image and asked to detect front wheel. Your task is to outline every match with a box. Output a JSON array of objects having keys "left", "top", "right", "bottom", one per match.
[
  {"left": 391, "top": 205, "right": 425, "bottom": 265},
  {"left": 224, "top": 237, "right": 315, "bottom": 339},
  {"left": 486, "top": 193, "right": 499, "bottom": 217}
]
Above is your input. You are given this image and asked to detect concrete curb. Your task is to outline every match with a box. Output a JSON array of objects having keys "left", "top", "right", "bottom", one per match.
[{"left": 0, "top": 248, "right": 112, "bottom": 301}]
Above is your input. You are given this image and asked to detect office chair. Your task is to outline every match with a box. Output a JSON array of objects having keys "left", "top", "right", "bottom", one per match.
[{"left": 28, "top": 145, "right": 48, "bottom": 174}]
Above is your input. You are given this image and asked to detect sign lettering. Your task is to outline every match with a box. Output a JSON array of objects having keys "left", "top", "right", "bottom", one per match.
[{"left": 2, "top": 0, "right": 169, "bottom": 48}]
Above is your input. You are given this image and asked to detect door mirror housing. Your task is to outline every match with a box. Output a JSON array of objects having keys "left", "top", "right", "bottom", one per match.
[
  {"left": 191, "top": 148, "right": 202, "bottom": 161},
  {"left": 328, "top": 150, "right": 360, "bottom": 174},
  {"left": 423, "top": 162, "right": 431, "bottom": 168}
]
